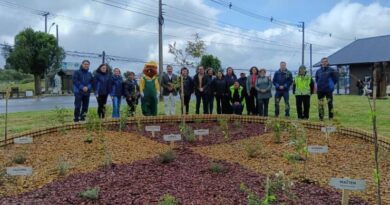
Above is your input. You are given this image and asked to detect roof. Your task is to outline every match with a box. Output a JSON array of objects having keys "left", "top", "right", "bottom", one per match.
[{"left": 314, "top": 35, "right": 390, "bottom": 67}]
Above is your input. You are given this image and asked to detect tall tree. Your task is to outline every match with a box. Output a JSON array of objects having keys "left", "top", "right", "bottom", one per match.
[
  {"left": 168, "top": 33, "right": 206, "bottom": 67},
  {"left": 199, "top": 54, "right": 222, "bottom": 74},
  {"left": 4, "top": 28, "right": 65, "bottom": 95}
]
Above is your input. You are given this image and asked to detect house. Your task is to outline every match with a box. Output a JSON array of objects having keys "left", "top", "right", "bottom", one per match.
[{"left": 314, "top": 35, "right": 390, "bottom": 95}]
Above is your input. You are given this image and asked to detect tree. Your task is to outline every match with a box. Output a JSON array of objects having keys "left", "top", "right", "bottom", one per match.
[
  {"left": 168, "top": 33, "right": 206, "bottom": 67},
  {"left": 199, "top": 54, "right": 222, "bottom": 74},
  {"left": 3, "top": 28, "right": 65, "bottom": 95}
]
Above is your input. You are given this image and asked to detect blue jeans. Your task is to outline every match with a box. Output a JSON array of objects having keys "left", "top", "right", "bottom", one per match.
[
  {"left": 206, "top": 94, "right": 214, "bottom": 114},
  {"left": 74, "top": 94, "right": 90, "bottom": 121},
  {"left": 112, "top": 96, "right": 121, "bottom": 118},
  {"left": 275, "top": 91, "right": 290, "bottom": 117}
]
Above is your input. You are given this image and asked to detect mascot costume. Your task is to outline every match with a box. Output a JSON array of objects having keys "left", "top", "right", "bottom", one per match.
[{"left": 140, "top": 61, "right": 160, "bottom": 116}]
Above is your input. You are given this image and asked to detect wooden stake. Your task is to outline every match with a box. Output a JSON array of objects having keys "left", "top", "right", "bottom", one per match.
[
  {"left": 341, "top": 189, "right": 350, "bottom": 205},
  {"left": 152, "top": 131, "right": 155, "bottom": 138}
]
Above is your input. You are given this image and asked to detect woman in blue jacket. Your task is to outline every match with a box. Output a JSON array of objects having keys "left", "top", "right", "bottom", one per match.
[
  {"left": 94, "top": 63, "right": 112, "bottom": 119},
  {"left": 111, "top": 68, "right": 123, "bottom": 118}
]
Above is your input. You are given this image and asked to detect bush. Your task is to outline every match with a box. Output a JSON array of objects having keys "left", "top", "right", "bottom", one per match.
[
  {"left": 80, "top": 187, "right": 100, "bottom": 200},
  {"left": 57, "top": 158, "right": 70, "bottom": 176},
  {"left": 209, "top": 162, "right": 225, "bottom": 173},
  {"left": 158, "top": 149, "right": 175, "bottom": 164},
  {"left": 158, "top": 194, "right": 179, "bottom": 205},
  {"left": 12, "top": 152, "right": 27, "bottom": 164},
  {"left": 244, "top": 141, "right": 262, "bottom": 158},
  {"left": 84, "top": 134, "right": 93, "bottom": 144}
]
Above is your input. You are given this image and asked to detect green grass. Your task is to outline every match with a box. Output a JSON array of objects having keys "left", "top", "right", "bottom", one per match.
[
  {"left": 0, "top": 82, "right": 41, "bottom": 92},
  {"left": 1, "top": 95, "right": 389, "bottom": 139}
]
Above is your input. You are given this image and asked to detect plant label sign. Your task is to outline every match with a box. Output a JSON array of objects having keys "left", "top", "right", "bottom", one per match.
[
  {"left": 194, "top": 129, "right": 209, "bottom": 136},
  {"left": 308, "top": 145, "right": 328, "bottom": 154},
  {"left": 321, "top": 126, "right": 336, "bottom": 133},
  {"left": 163, "top": 134, "right": 182, "bottom": 142},
  {"left": 329, "top": 178, "right": 366, "bottom": 191},
  {"left": 145, "top": 126, "right": 160, "bottom": 132},
  {"left": 6, "top": 167, "right": 33, "bottom": 176},
  {"left": 13, "top": 136, "right": 33, "bottom": 144}
]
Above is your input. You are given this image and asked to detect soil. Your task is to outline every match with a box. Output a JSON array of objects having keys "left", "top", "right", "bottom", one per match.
[{"left": 0, "top": 149, "right": 369, "bottom": 205}]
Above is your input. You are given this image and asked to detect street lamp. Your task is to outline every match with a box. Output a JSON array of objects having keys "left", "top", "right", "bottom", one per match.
[{"left": 48, "top": 22, "right": 55, "bottom": 33}]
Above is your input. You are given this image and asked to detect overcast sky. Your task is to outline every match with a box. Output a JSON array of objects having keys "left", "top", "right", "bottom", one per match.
[{"left": 1, "top": 0, "right": 390, "bottom": 75}]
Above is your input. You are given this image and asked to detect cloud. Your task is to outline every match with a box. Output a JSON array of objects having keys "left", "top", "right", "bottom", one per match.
[{"left": 1, "top": 0, "right": 390, "bottom": 75}]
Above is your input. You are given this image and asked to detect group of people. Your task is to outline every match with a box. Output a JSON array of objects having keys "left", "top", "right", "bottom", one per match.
[{"left": 72, "top": 57, "right": 338, "bottom": 122}]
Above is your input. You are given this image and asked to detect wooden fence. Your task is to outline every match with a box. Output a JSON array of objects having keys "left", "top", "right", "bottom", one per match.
[{"left": 1, "top": 115, "right": 390, "bottom": 149}]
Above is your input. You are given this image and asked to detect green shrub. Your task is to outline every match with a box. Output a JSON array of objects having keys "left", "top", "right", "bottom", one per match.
[
  {"left": 209, "top": 162, "right": 225, "bottom": 173},
  {"left": 57, "top": 158, "right": 70, "bottom": 176},
  {"left": 84, "top": 134, "right": 93, "bottom": 144},
  {"left": 158, "top": 149, "right": 175, "bottom": 164},
  {"left": 158, "top": 194, "right": 179, "bottom": 205},
  {"left": 244, "top": 141, "right": 262, "bottom": 158},
  {"left": 12, "top": 152, "right": 27, "bottom": 164},
  {"left": 80, "top": 187, "right": 100, "bottom": 200}
]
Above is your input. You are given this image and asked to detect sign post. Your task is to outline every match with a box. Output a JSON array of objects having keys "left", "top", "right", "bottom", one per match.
[
  {"left": 330, "top": 178, "right": 366, "bottom": 205},
  {"left": 145, "top": 125, "right": 161, "bottom": 138},
  {"left": 194, "top": 129, "right": 209, "bottom": 141},
  {"left": 321, "top": 126, "right": 336, "bottom": 145},
  {"left": 13, "top": 136, "right": 33, "bottom": 144},
  {"left": 163, "top": 134, "right": 182, "bottom": 148}
]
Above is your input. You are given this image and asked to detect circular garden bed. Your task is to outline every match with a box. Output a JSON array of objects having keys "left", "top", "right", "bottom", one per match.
[{"left": 0, "top": 119, "right": 389, "bottom": 204}]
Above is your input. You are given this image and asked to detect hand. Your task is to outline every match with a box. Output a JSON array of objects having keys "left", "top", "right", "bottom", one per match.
[
  {"left": 199, "top": 88, "right": 204, "bottom": 92},
  {"left": 234, "top": 102, "right": 239, "bottom": 105},
  {"left": 279, "top": 86, "right": 284, "bottom": 90},
  {"left": 82, "top": 86, "right": 88, "bottom": 92}
]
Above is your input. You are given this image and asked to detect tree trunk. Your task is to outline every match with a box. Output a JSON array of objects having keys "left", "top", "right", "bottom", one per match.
[{"left": 34, "top": 74, "right": 41, "bottom": 96}]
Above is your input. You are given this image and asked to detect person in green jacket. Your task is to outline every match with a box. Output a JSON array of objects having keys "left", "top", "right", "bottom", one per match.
[
  {"left": 228, "top": 81, "right": 245, "bottom": 115},
  {"left": 293, "top": 65, "right": 314, "bottom": 120}
]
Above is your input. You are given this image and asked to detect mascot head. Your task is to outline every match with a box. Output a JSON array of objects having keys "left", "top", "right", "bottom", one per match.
[{"left": 143, "top": 61, "right": 158, "bottom": 78}]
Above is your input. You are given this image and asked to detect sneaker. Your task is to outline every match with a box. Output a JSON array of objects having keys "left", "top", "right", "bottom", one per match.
[{"left": 74, "top": 119, "right": 79, "bottom": 123}]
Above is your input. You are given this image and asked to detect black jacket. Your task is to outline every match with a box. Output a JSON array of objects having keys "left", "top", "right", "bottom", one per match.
[
  {"left": 211, "top": 77, "right": 228, "bottom": 96},
  {"left": 193, "top": 73, "right": 210, "bottom": 95},
  {"left": 123, "top": 79, "right": 140, "bottom": 100},
  {"left": 179, "top": 76, "right": 194, "bottom": 96},
  {"left": 161, "top": 73, "right": 178, "bottom": 96}
]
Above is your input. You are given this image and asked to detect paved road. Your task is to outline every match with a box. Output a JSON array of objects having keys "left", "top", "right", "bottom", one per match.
[{"left": 0, "top": 96, "right": 106, "bottom": 114}]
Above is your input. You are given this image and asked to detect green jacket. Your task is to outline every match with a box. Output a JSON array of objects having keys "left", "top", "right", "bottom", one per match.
[{"left": 293, "top": 75, "right": 314, "bottom": 95}]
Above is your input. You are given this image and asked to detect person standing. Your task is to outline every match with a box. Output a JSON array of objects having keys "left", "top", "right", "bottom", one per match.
[
  {"left": 179, "top": 67, "right": 194, "bottom": 115},
  {"left": 228, "top": 81, "right": 245, "bottom": 115},
  {"left": 161, "top": 65, "right": 178, "bottom": 115},
  {"left": 193, "top": 66, "right": 210, "bottom": 114},
  {"left": 110, "top": 68, "right": 123, "bottom": 119},
  {"left": 246, "top": 66, "right": 259, "bottom": 115},
  {"left": 238, "top": 72, "right": 250, "bottom": 115},
  {"left": 206, "top": 68, "right": 215, "bottom": 114},
  {"left": 256, "top": 68, "right": 272, "bottom": 117},
  {"left": 273, "top": 61, "right": 293, "bottom": 117},
  {"left": 72, "top": 60, "right": 93, "bottom": 122},
  {"left": 212, "top": 71, "right": 228, "bottom": 114},
  {"left": 293, "top": 66, "right": 314, "bottom": 120},
  {"left": 225, "top": 67, "right": 237, "bottom": 114},
  {"left": 123, "top": 71, "right": 140, "bottom": 117},
  {"left": 94, "top": 63, "right": 112, "bottom": 119},
  {"left": 315, "top": 57, "right": 338, "bottom": 120}
]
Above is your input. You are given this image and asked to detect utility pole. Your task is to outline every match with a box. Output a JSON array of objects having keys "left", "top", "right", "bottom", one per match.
[
  {"left": 56, "top": 24, "right": 59, "bottom": 44},
  {"left": 309, "top": 43, "right": 312, "bottom": 76},
  {"left": 43, "top": 12, "right": 50, "bottom": 94},
  {"left": 158, "top": 0, "right": 164, "bottom": 99},
  {"left": 102, "top": 51, "right": 106, "bottom": 64},
  {"left": 43, "top": 12, "right": 49, "bottom": 33},
  {"left": 300, "top": 21, "right": 305, "bottom": 66}
]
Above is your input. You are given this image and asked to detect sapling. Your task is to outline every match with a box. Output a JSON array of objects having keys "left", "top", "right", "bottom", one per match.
[
  {"left": 57, "top": 157, "right": 70, "bottom": 176},
  {"left": 209, "top": 162, "right": 225, "bottom": 173},
  {"left": 218, "top": 118, "right": 230, "bottom": 141},
  {"left": 158, "top": 193, "right": 179, "bottom": 205},
  {"left": 244, "top": 140, "right": 262, "bottom": 158},
  {"left": 53, "top": 106, "right": 69, "bottom": 135},
  {"left": 118, "top": 106, "right": 128, "bottom": 132},
  {"left": 80, "top": 187, "right": 100, "bottom": 200},
  {"left": 265, "top": 118, "right": 283, "bottom": 143},
  {"left": 179, "top": 122, "right": 195, "bottom": 142},
  {"left": 158, "top": 149, "right": 175, "bottom": 164},
  {"left": 136, "top": 117, "right": 143, "bottom": 132}
]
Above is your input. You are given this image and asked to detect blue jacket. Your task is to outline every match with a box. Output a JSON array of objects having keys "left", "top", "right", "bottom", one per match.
[
  {"left": 315, "top": 66, "right": 338, "bottom": 93},
  {"left": 93, "top": 71, "right": 112, "bottom": 96},
  {"left": 72, "top": 68, "right": 93, "bottom": 96},
  {"left": 110, "top": 75, "right": 123, "bottom": 97},
  {"left": 273, "top": 69, "right": 293, "bottom": 92}
]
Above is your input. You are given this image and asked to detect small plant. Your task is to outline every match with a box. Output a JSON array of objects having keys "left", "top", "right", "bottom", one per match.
[
  {"left": 103, "top": 149, "right": 113, "bottom": 168},
  {"left": 158, "top": 149, "right": 175, "bottom": 164},
  {"left": 136, "top": 117, "right": 143, "bottom": 132},
  {"left": 80, "top": 187, "right": 100, "bottom": 200},
  {"left": 269, "top": 171, "right": 295, "bottom": 200},
  {"left": 193, "top": 118, "right": 203, "bottom": 124},
  {"left": 240, "top": 179, "right": 276, "bottom": 205},
  {"left": 244, "top": 141, "right": 262, "bottom": 158},
  {"left": 218, "top": 118, "right": 230, "bottom": 141},
  {"left": 265, "top": 118, "right": 283, "bottom": 143},
  {"left": 57, "top": 158, "right": 70, "bottom": 176},
  {"left": 209, "top": 162, "right": 225, "bottom": 173},
  {"left": 86, "top": 111, "right": 102, "bottom": 133},
  {"left": 84, "top": 133, "right": 93, "bottom": 144},
  {"left": 118, "top": 106, "right": 128, "bottom": 132},
  {"left": 179, "top": 122, "right": 195, "bottom": 142},
  {"left": 283, "top": 152, "right": 304, "bottom": 163},
  {"left": 234, "top": 120, "right": 242, "bottom": 129},
  {"left": 158, "top": 193, "right": 179, "bottom": 205},
  {"left": 12, "top": 152, "right": 27, "bottom": 164},
  {"left": 53, "top": 106, "right": 69, "bottom": 134}
]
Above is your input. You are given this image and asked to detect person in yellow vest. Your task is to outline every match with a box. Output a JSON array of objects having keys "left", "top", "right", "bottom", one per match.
[
  {"left": 293, "top": 65, "right": 314, "bottom": 120},
  {"left": 140, "top": 61, "right": 160, "bottom": 116},
  {"left": 228, "top": 80, "right": 245, "bottom": 115}
]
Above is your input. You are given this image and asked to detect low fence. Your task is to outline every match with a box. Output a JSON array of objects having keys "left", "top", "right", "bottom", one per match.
[{"left": 1, "top": 115, "right": 390, "bottom": 149}]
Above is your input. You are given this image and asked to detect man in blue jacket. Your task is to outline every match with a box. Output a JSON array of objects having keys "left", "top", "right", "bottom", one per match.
[
  {"left": 273, "top": 61, "right": 293, "bottom": 117},
  {"left": 315, "top": 57, "right": 338, "bottom": 120},
  {"left": 72, "top": 60, "right": 93, "bottom": 122}
]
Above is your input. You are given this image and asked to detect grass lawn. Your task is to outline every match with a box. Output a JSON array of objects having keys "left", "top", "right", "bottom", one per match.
[{"left": 0, "top": 95, "right": 389, "bottom": 139}]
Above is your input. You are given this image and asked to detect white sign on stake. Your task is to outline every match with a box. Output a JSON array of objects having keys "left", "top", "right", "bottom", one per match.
[
  {"left": 194, "top": 129, "right": 209, "bottom": 136},
  {"left": 329, "top": 178, "right": 366, "bottom": 191},
  {"left": 6, "top": 167, "right": 33, "bottom": 176},
  {"left": 321, "top": 126, "right": 336, "bottom": 133},
  {"left": 163, "top": 134, "right": 182, "bottom": 142},
  {"left": 145, "top": 126, "right": 161, "bottom": 132},
  {"left": 308, "top": 145, "right": 328, "bottom": 154},
  {"left": 13, "top": 136, "right": 33, "bottom": 144}
]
